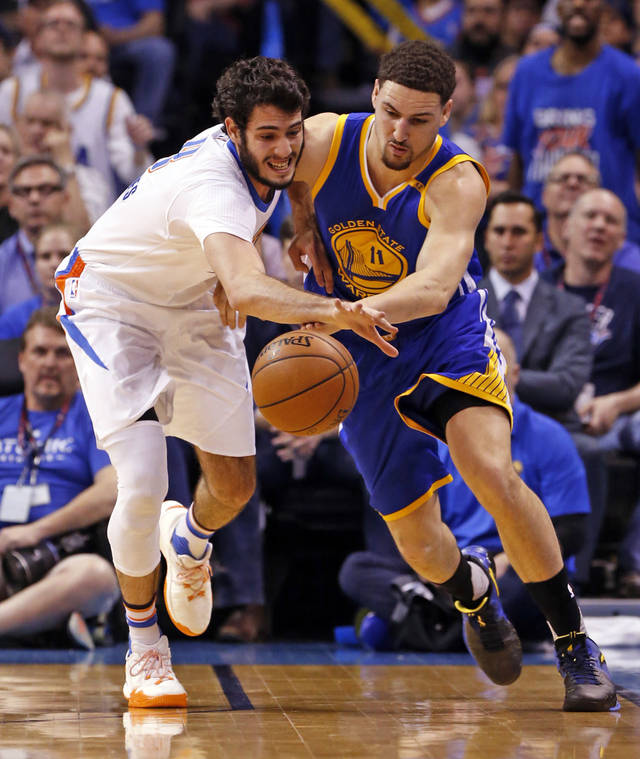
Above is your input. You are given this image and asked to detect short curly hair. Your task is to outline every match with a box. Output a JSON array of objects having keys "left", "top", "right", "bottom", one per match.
[
  {"left": 377, "top": 40, "right": 456, "bottom": 104},
  {"left": 212, "top": 56, "right": 310, "bottom": 131}
]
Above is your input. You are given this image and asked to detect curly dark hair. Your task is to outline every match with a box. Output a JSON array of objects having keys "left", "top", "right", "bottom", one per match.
[
  {"left": 212, "top": 56, "right": 310, "bottom": 131},
  {"left": 377, "top": 40, "right": 456, "bottom": 104}
]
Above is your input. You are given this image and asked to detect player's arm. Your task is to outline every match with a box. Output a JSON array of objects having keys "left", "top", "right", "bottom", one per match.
[
  {"left": 204, "top": 232, "right": 398, "bottom": 356},
  {"left": 288, "top": 112, "right": 340, "bottom": 293},
  {"left": 361, "top": 161, "right": 487, "bottom": 323}
]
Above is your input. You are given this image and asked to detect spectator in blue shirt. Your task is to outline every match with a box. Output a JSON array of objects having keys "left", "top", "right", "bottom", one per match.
[{"left": 0, "top": 307, "right": 119, "bottom": 646}]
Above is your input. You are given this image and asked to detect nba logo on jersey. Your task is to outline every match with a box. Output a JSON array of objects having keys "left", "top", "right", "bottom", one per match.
[{"left": 68, "top": 278, "right": 79, "bottom": 299}]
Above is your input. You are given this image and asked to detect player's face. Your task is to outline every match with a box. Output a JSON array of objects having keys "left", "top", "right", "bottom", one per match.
[
  {"left": 557, "top": 0, "right": 603, "bottom": 43},
  {"left": 229, "top": 105, "right": 304, "bottom": 200},
  {"left": 542, "top": 155, "right": 599, "bottom": 216},
  {"left": 371, "top": 80, "right": 451, "bottom": 172},
  {"left": 19, "top": 325, "right": 78, "bottom": 411},
  {"left": 565, "top": 190, "right": 626, "bottom": 267},
  {"left": 485, "top": 202, "right": 542, "bottom": 282}
]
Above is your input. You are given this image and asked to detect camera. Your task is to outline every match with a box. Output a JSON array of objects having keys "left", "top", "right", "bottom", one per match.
[{"left": 0, "top": 531, "right": 93, "bottom": 597}]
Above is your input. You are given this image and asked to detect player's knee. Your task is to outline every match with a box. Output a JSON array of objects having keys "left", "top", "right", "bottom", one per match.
[
  {"left": 202, "top": 461, "right": 256, "bottom": 511},
  {"left": 107, "top": 474, "right": 166, "bottom": 575}
]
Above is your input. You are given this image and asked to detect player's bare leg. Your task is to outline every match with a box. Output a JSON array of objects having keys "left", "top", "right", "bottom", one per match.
[
  {"left": 159, "top": 450, "right": 255, "bottom": 636},
  {"left": 386, "top": 491, "right": 522, "bottom": 684},
  {"left": 445, "top": 403, "right": 617, "bottom": 710}
]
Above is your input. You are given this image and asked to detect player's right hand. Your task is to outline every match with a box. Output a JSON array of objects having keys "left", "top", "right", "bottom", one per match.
[
  {"left": 288, "top": 228, "right": 334, "bottom": 294},
  {"left": 332, "top": 300, "right": 398, "bottom": 357}
]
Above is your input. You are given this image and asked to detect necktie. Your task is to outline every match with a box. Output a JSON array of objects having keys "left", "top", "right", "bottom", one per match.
[{"left": 500, "top": 289, "right": 523, "bottom": 358}]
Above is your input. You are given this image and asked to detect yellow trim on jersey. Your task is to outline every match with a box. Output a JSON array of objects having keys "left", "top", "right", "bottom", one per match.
[
  {"left": 417, "top": 156, "right": 491, "bottom": 228},
  {"left": 311, "top": 113, "right": 348, "bottom": 200},
  {"left": 359, "top": 114, "right": 378, "bottom": 206},
  {"left": 394, "top": 349, "right": 513, "bottom": 440},
  {"left": 360, "top": 127, "right": 445, "bottom": 211},
  {"left": 381, "top": 474, "right": 453, "bottom": 522},
  {"left": 72, "top": 75, "right": 93, "bottom": 111},
  {"left": 105, "top": 86, "right": 121, "bottom": 131}
]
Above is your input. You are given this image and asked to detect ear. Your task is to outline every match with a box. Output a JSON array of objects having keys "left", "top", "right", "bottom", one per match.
[
  {"left": 225, "top": 116, "right": 240, "bottom": 144},
  {"left": 371, "top": 79, "right": 381, "bottom": 109},
  {"left": 440, "top": 99, "right": 452, "bottom": 127}
]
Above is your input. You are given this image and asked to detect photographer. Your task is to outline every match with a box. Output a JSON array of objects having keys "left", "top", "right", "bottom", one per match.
[{"left": 0, "top": 307, "right": 119, "bottom": 646}]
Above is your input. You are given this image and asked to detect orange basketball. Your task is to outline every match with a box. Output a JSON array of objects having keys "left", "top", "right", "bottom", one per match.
[{"left": 251, "top": 330, "right": 360, "bottom": 436}]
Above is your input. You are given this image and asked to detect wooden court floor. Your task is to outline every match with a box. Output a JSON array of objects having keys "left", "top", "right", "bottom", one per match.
[{"left": 0, "top": 656, "right": 638, "bottom": 758}]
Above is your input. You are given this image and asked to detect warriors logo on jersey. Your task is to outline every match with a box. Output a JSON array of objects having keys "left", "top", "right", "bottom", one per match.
[{"left": 328, "top": 221, "right": 408, "bottom": 297}]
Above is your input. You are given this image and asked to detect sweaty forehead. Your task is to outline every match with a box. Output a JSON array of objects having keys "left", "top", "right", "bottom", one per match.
[{"left": 378, "top": 81, "right": 443, "bottom": 112}]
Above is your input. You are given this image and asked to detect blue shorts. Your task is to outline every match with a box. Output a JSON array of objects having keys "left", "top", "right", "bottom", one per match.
[{"left": 336, "top": 289, "right": 511, "bottom": 521}]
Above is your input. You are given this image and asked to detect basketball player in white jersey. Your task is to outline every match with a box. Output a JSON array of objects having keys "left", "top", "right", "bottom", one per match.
[{"left": 55, "top": 56, "right": 397, "bottom": 708}]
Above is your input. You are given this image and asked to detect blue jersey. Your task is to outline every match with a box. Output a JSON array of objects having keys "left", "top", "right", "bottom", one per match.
[
  {"left": 306, "top": 114, "right": 492, "bottom": 394},
  {"left": 502, "top": 45, "right": 640, "bottom": 243},
  {"left": 0, "top": 391, "right": 110, "bottom": 528},
  {"left": 306, "top": 113, "right": 511, "bottom": 518}
]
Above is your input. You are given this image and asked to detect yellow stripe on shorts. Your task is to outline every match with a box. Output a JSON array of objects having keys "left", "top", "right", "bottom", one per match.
[{"left": 395, "top": 349, "right": 513, "bottom": 438}]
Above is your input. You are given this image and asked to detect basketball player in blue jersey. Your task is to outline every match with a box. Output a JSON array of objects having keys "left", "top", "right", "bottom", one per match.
[{"left": 285, "top": 40, "right": 616, "bottom": 712}]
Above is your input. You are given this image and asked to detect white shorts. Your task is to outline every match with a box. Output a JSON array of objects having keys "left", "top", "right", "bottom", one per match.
[{"left": 56, "top": 257, "right": 255, "bottom": 456}]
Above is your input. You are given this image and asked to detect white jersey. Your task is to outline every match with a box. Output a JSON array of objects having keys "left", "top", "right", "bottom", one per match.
[{"left": 76, "top": 125, "right": 280, "bottom": 308}]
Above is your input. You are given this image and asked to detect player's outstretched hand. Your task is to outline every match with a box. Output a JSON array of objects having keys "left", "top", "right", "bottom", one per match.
[
  {"left": 332, "top": 300, "right": 398, "bottom": 357},
  {"left": 288, "top": 228, "right": 334, "bottom": 294},
  {"left": 213, "top": 281, "right": 246, "bottom": 329}
]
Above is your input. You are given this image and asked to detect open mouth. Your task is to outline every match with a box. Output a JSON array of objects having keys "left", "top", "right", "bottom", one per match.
[{"left": 267, "top": 158, "right": 292, "bottom": 173}]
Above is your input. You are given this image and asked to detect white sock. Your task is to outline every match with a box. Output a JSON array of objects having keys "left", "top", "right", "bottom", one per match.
[
  {"left": 171, "top": 503, "right": 214, "bottom": 560},
  {"left": 470, "top": 562, "right": 491, "bottom": 600}
]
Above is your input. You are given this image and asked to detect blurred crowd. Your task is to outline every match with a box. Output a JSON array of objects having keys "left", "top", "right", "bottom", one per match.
[{"left": 0, "top": 0, "right": 638, "bottom": 651}]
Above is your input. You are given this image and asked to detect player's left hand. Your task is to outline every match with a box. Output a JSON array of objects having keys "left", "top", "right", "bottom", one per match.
[
  {"left": 0, "top": 523, "right": 42, "bottom": 555},
  {"left": 213, "top": 281, "right": 246, "bottom": 329}
]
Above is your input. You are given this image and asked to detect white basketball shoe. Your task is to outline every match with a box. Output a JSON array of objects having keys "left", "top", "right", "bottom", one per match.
[
  {"left": 159, "top": 500, "right": 213, "bottom": 636},
  {"left": 123, "top": 635, "right": 187, "bottom": 707}
]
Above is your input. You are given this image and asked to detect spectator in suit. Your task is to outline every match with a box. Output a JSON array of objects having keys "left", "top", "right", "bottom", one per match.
[
  {"left": 543, "top": 187, "right": 640, "bottom": 595},
  {"left": 481, "top": 190, "right": 604, "bottom": 591},
  {"left": 481, "top": 190, "right": 592, "bottom": 428},
  {"left": 0, "top": 307, "right": 119, "bottom": 647}
]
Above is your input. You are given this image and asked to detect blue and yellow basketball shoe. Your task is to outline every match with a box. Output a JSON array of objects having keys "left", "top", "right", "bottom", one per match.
[
  {"left": 554, "top": 632, "right": 619, "bottom": 711},
  {"left": 454, "top": 546, "right": 522, "bottom": 685}
]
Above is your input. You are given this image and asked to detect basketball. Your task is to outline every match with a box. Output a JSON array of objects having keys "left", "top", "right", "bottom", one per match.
[{"left": 251, "top": 330, "right": 359, "bottom": 436}]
